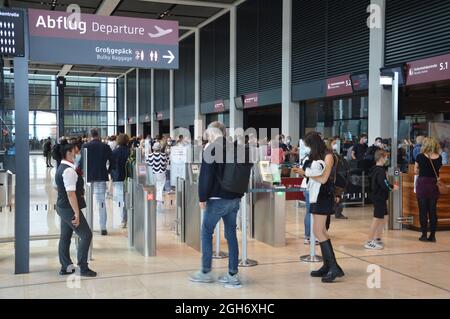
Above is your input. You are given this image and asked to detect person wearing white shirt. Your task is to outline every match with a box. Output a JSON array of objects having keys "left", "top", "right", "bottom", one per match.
[{"left": 55, "top": 140, "right": 96, "bottom": 277}]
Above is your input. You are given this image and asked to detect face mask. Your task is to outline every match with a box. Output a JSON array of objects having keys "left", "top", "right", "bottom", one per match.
[
  {"left": 75, "top": 153, "right": 81, "bottom": 164},
  {"left": 363, "top": 139, "right": 368, "bottom": 144},
  {"left": 332, "top": 144, "right": 338, "bottom": 151},
  {"left": 304, "top": 146, "right": 311, "bottom": 155}
]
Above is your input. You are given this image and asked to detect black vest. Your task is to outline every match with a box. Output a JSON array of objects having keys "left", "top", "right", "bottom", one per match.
[{"left": 55, "top": 163, "right": 87, "bottom": 210}]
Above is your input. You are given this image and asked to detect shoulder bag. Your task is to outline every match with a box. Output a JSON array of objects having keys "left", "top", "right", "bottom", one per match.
[{"left": 428, "top": 155, "right": 448, "bottom": 195}]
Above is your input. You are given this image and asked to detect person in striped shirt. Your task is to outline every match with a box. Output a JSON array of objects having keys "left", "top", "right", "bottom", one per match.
[{"left": 146, "top": 142, "right": 167, "bottom": 213}]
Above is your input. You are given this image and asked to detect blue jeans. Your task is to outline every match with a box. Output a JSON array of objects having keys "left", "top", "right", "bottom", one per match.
[
  {"left": 93, "top": 181, "right": 107, "bottom": 230},
  {"left": 303, "top": 191, "right": 311, "bottom": 238},
  {"left": 113, "top": 181, "right": 126, "bottom": 224},
  {"left": 201, "top": 198, "right": 241, "bottom": 274}
]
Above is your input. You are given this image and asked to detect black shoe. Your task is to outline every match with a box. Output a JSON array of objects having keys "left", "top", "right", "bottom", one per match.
[
  {"left": 80, "top": 268, "right": 97, "bottom": 277},
  {"left": 428, "top": 234, "right": 436, "bottom": 243},
  {"left": 311, "top": 264, "right": 329, "bottom": 278},
  {"left": 311, "top": 242, "right": 329, "bottom": 277},
  {"left": 101, "top": 230, "right": 108, "bottom": 236},
  {"left": 59, "top": 268, "right": 75, "bottom": 276},
  {"left": 320, "top": 240, "right": 345, "bottom": 283},
  {"left": 419, "top": 235, "right": 428, "bottom": 242},
  {"left": 335, "top": 213, "right": 348, "bottom": 220}
]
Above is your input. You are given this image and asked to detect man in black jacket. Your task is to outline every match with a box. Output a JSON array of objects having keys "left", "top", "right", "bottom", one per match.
[
  {"left": 81, "top": 128, "right": 112, "bottom": 235},
  {"left": 190, "top": 121, "right": 243, "bottom": 288}
]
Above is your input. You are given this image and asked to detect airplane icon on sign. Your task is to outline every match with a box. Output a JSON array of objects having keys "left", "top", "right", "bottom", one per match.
[{"left": 148, "top": 26, "right": 173, "bottom": 38}]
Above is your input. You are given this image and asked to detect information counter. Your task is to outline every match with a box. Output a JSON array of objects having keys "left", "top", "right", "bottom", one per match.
[{"left": 402, "top": 165, "right": 450, "bottom": 230}]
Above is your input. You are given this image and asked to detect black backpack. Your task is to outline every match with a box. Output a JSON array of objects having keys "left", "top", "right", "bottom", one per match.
[
  {"left": 217, "top": 142, "right": 253, "bottom": 196},
  {"left": 51, "top": 143, "right": 62, "bottom": 161},
  {"left": 334, "top": 154, "right": 350, "bottom": 193}
]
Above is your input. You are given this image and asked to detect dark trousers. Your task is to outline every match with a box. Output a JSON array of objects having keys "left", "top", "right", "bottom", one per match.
[
  {"left": 56, "top": 206, "right": 92, "bottom": 272},
  {"left": 46, "top": 154, "right": 52, "bottom": 166},
  {"left": 417, "top": 198, "right": 438, "bottom": 234}
]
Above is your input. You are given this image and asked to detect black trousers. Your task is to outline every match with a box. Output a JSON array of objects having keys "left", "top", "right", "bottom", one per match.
[
  {"left": 56, "top": 206, "right": 92, "bottom": 272},
  {"left": 417, "top": 198, "right": 438, "bottom": 234}
]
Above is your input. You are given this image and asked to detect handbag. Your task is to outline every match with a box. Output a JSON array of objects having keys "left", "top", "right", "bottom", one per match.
[{"left": 428, "top": 155, "right": 448, "bottom": 195}]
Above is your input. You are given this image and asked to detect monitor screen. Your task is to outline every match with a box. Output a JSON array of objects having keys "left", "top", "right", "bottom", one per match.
[
  {"left": 351, "top": 73, "right": 369, "bottom": 92},
  {"left": 380, "top": 66, "right": 406, "bottom": 86}
]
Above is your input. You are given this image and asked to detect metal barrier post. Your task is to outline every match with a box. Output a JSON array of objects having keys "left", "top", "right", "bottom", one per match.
[
  {"left": 362, "top": 171, "right": 366, "bottom": 206},
  {"left": 83, "top": 148, "right": 93, "bottom": 260},
  {"left": 212, "top": 222, "right": 228, "bottom": 259},
  {"left": 300, "top": 194, "right": 322, "bottom": 263},
  {"left": 127, "top": 177, "right": 134, "bottom": 248},
  {"left": 239, "top": 193, "right": 257, "bottom": 267}
]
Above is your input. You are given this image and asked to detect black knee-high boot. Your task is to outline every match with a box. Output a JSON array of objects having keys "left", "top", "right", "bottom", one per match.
[
  {"left": 320, "top": 239, "right": 344, "bottom": 283},
  {"left": 310, "top": 244, "right": 329, "bottom": 278}
]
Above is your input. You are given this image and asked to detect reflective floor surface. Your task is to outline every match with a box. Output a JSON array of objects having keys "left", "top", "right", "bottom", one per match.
[{"left": 0, "top": 156, "right": 449, "bottom": 299}]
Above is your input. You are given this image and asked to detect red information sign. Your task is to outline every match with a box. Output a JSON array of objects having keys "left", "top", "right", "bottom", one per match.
[
  {"left": 406, "top": 54, "right": 450, "bottom": 86},
  {"left": 214, "top": 100, "right": 225, "bottom": 113},
  {"left": 243, "top": 93, "right": 259, "bottom": 109},
  {"left": 281, "top": 178, "right": 305, "bottom": 201},
  {"left": 147, "top": 193, "right": 154, "bottom": 201},
  {"left": 326, "top": 74, "right": 353, "bottom": 97}
]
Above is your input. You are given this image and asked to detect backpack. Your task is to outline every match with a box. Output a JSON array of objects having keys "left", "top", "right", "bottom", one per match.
[
  {"left": 334, "top": 154, "right": 350, "bottom": 196},
  {"left": 217, "top": 143, "right": 254, "bottom": 196},
  {"left": 125, "top": 149, "right": 136, "bottom": 180},
  {"left": 51, "top": 143, "right": 61, "bottom": 161},
  {"left": 364, "top": 145, "right": 378, "bottom": 162}
]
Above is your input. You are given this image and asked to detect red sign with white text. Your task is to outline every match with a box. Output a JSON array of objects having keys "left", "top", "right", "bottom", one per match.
[
  {"left": 214, "top": 100, "right": 225, "bottom": 113},
  {"left": 406, "top": 54, "right": 450, "bottom": 86},
  {"left": 243, "top": 93, "right": 259, "bottom": 109},
  {"left": 326, "top": 75, "right": 353, "bottom": 97}
]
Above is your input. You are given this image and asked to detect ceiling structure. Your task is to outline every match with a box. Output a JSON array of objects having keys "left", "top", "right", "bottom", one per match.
[{"left": 2, "top": 0, "right": 239, "bottom": 77}]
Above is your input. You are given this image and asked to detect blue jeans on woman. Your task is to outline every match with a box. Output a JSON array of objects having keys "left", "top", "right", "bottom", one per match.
[
  {"left": 201, "top": 198, "right": 241, "bottom": 275},
  {"left": 303, "top": 190, "right": 311, "bottom": 238}
]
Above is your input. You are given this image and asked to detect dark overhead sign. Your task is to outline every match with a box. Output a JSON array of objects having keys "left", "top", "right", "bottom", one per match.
[
  {"left": 326, "top": 74, "right": 353, "bottom": 97},
  {"left": 406, "top": 54, "right": 450, "bottom": 86},
  {"left": 0, "top": 8, "right": 25, "bottom": 57},
  {"left": 351, "top": 72, "right": 369, "bottom": 92},
  {"left": 28, "top": 9, "right": 179, "bottom": 69}
]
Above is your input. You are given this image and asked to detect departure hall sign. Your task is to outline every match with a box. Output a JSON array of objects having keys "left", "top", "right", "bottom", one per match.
[
  {"left": 28, "top": 9, "right": 179, "bottom": 69},
  {"left": 406, "top": 54, "right": 450, "bottom": 86}
]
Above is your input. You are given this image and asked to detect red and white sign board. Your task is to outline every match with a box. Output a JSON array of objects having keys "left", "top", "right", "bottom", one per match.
[
  {"left": 243, "top": 93, "right": 259, "bottom": 109},
  {"left": 214, "top": 100, "right": 225, "bottom": 113},
  {"left": 406, "top": 53, "right": 450, "bottom": 86},
  {"left": 326, "top": 74, "right": 353, "bottom": 97}
]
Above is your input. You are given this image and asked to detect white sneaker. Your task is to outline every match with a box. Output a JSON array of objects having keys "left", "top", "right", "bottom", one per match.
[
  {"left": 304, "top": 238, "right": 319, "bottom": 245},
  {"left": 364, "top": 240, "right": 384, "bottom": 250},
  {"left": 218, "top": 273, "right": 242, "bottom": 288},
  {"left": 190, "top": 271, "right": 215, "bottom": 283},
  {"left": 375, "top": 238, "right": 384, "bottom": 247}
]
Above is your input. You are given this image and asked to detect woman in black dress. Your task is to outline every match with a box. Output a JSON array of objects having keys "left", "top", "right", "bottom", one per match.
[{"left": 294, "top": 132, "right": 344, "bottom": 283}]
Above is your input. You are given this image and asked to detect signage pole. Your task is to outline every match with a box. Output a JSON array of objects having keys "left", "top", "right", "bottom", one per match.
[
  {"left": 136, "top": 68, "right": 140, "bottom": 137},
  {"left": 14, "top": 9, "right": 30, "bottom": 274},
  {"left": 391, "top": 72, "right": 401, "bottom": 230}
]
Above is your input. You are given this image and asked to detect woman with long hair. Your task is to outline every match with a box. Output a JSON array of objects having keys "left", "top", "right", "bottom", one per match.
[{"left": 294, "top": 132, "right": 344, "bottom": 283}]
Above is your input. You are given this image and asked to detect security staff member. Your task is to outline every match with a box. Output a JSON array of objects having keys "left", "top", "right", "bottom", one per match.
[{"left": 55, "top": 140, "right": 97, "bottom": 277}]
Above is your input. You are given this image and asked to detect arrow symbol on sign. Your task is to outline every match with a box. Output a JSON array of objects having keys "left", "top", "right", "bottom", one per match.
[{"left": 163, "top": 50, "right": 174, "bottom": 64}]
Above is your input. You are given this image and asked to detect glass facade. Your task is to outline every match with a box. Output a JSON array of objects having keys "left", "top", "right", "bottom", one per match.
[
  {"left": 304, "top": 95, "right": 369, "bottom": 143},
  {"left": 1, "top": 72, "right": 117, "bottom": 152}
]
